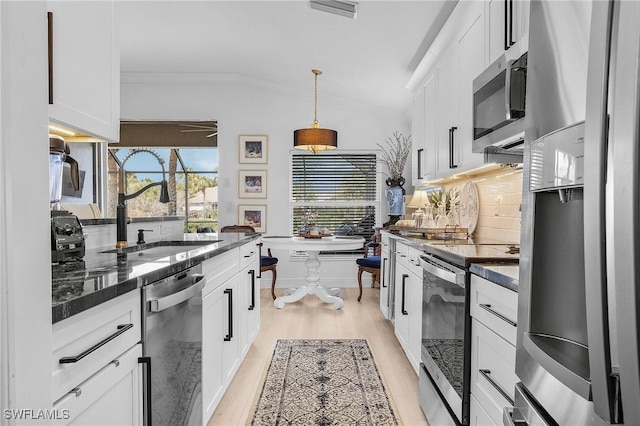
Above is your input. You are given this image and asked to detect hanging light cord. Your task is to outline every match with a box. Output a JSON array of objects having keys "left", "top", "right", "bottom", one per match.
[{"left": 312, "top": 69, "right": 321, "bottom": 128}]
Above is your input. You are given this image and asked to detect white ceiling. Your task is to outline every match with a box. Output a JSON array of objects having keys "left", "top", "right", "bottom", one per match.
[{"left": 116, "top": 0, "right": 457, "bottom": 117}]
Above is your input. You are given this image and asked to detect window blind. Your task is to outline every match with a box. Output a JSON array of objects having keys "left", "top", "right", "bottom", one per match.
[{"left": 291, "top": 153, "right": 378, "bottom": 244}]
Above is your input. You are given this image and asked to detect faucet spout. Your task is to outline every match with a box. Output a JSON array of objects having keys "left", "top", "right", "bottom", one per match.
[{"left": 116, "top": 149, "right": 170, "bottom": 248}]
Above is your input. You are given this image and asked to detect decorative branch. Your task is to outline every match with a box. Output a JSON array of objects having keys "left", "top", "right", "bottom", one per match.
[{"left": 377, "top": 132, "right": 412, "bottom": 181}]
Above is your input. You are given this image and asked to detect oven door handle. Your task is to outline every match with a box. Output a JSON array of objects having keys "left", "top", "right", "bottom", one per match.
[
  {"left": 149, "top": 274, "right": 205, "bottom": 312},
  {"left": 505, "top": 59, "right": 516, "bottom": 121},
  {"left": 420, "top": 259, "right": 465, "bottom": 286}
]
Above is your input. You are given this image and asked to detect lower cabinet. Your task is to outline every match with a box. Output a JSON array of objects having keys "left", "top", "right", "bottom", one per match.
[
  {"left": 51, "top": 290, "right": 142, "bottom": 425},
  {"left": 393, "top": 243, "right": 423, "bottom": 374},
  {"left": 201, "top": 239, "right": 261, "bottom": 423},
  {"left": 52, "top": 344, "right": 142, "bottom": 425},
  {"left": 470, "top": 274, "right": 518, "bottom": 426}
]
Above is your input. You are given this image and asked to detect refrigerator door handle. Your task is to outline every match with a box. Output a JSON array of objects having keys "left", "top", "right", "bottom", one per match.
[{"left": 584, "top": 0, "right": 616, "bottom": 422}]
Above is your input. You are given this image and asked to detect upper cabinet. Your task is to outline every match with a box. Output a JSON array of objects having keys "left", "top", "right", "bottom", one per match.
[
  {"left": 47, "top": 1, "right": 120, "bottom": 142},
  {"left": 408, "top": 0, "right": 529, "bottom": 185},
  {"left": 486, "top": 0, "right": 530, "bottom": 65}
]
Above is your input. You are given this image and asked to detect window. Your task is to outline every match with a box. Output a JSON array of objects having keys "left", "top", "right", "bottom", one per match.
[{"left": 291, "top": 152, "right": 379, "bottom": 253}]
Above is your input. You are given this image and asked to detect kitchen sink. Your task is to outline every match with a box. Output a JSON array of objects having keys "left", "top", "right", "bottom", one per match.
[{"left": 100, "top": 240, "right": 220, "bottom": 257}]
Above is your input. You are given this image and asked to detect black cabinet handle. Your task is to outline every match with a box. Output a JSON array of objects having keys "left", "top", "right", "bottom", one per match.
[
  {"left": 479, "top": 303, "right": 517, "bottom": 327},
  {"left": 509, "top": 0, "right": 515, "bottom": 47},
  {"left": 257, "top": 242, "right": 263, "bottom": 278},
  {"left": 382, "top": 258, "right": 388, "bottom": 288},
  {"left": 249, "top": 270, "right": 256, "bottom": 310},
  {"left": 138, "top": 356, "right": 152, "bottom": 426},
  {"left": 401, "top": 274, "right": 408, "bottom": 315},
  {"left": 504, "top": 0, "right": 509, "bottom": 51},
  {"left": 59, "top": 324, "right": 133, "bottom": 364},
  {"left": 449, "top": 127, "right": 458, "bottom": 169},
  {"left": 224, "top": 288, "right": 233, "bottom": 341},
  {"left": 417, "top": 148, "right": 424, "bottom": 180},
  {"left": 48, "top": 12, "right": 54, "bottom": 104},
  {"left": 479, "top": 369, "right": 514, "bottom": 405}
]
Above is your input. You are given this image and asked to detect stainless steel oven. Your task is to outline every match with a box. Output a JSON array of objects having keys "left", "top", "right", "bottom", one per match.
[{"left": 420, "top": 253, "right": 469, "bottom": 426}]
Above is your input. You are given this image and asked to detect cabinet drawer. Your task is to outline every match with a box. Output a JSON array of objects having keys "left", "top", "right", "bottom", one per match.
[
  {"left": 202, "top": 248, "right": 239, "bottom": 295},
  {"left": 471, "top": 320, "right": 516, "bottom": 426},
  {"left": 470, "top": 393, "right": 498, "bottom": 426},
  {"left": 240, "top": 241, "right": 259, "bottom": 270},
  {"left": 395, "top": 242, "right": 409, "bottom": 259},
  {"left": 470, "top": 275, "right": 517, "bottom": 345},
  {"left": 53, "top": 344, "right": 142, "bottom": 425},
  {"left": 52, "top": 290, "right": 141, "bottom": 402}
]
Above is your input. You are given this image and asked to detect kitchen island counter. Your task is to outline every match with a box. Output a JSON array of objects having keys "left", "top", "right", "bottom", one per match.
[
  {"left": 52, "top": 232, "right": 260, "bottom": 323},
  {"left": 469, "top": 263, "right": 519, "bottom": 292}
]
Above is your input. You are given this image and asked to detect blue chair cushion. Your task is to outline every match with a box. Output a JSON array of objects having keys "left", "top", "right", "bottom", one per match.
[
  {"left": 261, "top": 256, "right": 278, "bottom": 267},
  {"left": 356, "top": 255, "right": 380, "bottom": 269}
]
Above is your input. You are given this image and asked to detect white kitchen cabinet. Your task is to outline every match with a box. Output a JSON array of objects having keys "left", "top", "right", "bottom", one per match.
[
  {"left": 379, "top": 234, "right": 391, "bottom": 318},
  {"left": 51, "top": 290, "right": 142, "bottom": 425},
  {"left": 393, "top": 242, "right": 423, "bottom": 374},
  {"left": 202, "top": 240, "right": 261, "bottom": 423},
  {"left": 470, "top": 274, "right": 518, "bottom": 426},
  {"left": 52, "top": 344, "right": 142, "bottom": 426},
  {"left": 470, "top": 393, "right": 498, "bottom": 426},
  {"left": 47, "top": 1, "right": 120, "bottom": 142},
  {"left": 486, "top": 0, "right": 529, "bottom": 65},
  {"left": 412, "top": 73, "right": 438, "bottom": 186}
]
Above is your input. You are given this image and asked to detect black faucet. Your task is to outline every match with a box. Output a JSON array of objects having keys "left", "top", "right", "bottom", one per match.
[{"left": 116, "top": 149, "right": 170, "bottom": 248}]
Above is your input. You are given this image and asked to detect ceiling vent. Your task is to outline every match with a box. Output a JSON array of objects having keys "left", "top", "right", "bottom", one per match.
[{"left": 309, "top": 0, "right": 358, "bottom": 19}]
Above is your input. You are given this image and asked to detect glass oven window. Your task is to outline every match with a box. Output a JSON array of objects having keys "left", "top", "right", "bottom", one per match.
[{"left": 422, "top": 269, "right": 466, "bottom": 397}]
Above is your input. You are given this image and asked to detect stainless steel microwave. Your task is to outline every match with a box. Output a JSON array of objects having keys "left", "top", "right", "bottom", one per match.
[{"left": 472, "top": 51, "right": 527, "bottom": 156}]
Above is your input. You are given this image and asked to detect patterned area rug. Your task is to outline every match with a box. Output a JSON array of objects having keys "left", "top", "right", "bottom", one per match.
[{"left": 251, "top": 339, "right": 399, "bottom": 426}]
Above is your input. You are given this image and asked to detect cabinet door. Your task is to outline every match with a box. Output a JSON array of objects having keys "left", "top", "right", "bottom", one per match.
[
  {"left": 436, "top": 48, "right": 460, "bottom": 175},
  {"left": 47, "top": 1, "right": 119, "bottom": 141},
  {"left": 52, "top": 344, "right": 142, "bottom": 426},
  {"left": 379, "top": 244, "right": 390, "bottom": 318},
  {"left": 407, "top": 267, "right": 423, "bottom": 374},
  {"left": 422, "top": 73, "right": 438, "bottom": 181},
  {"left": 394, "top": 262, "right": 410, "bottom": 351},
  {"left": 412, "top": 87, "right": 426, "bottom": 186},
  {"left": 202, "top": 276, "right": 240, "bottom": 421},
  {"left": 486, "top": 0, "right": 508, "bottom": 65},
  {"left": 238, "top": 263, "right": 260, "bottom": 357},
  {"left": 456, "top": 4, "right": 486, "bottom": 172}
]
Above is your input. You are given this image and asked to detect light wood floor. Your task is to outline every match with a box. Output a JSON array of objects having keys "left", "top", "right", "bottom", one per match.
[{"left": 207, "top": 287, "right": 428, "bottom": 426}]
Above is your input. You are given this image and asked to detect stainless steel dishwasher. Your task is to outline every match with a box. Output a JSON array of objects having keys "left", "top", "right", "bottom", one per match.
[{"left": 140, "top": 265, "right": 205, "bottom": 426}]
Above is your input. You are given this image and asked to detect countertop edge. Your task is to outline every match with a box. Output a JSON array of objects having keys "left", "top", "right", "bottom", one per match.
[
  {"left": 52, "top": 234, "right": 260, "bottom": 324},
  {"left": 469, "top": 263, "right": 519, "bottom": 292}
]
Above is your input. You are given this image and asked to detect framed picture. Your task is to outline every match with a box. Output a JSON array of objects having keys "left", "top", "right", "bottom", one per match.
[
  {"left": 239, "top": 135, "right": 268, "bottom": 164},
  {"left": 238, "top": 170, "right": 267, "bottom": 199},
  {"left": 238, "top": 205, "right": 267, "bottom": 233}
]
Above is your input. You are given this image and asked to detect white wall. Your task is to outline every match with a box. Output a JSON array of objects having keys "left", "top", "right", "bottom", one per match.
[{"left": 121, "top": 73, "right": 410, "bottom": 287}]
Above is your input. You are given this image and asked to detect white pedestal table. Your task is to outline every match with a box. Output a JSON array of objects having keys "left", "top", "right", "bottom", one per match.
[{"left": 262, "top": 236, "right": 364, "bottom": 309}]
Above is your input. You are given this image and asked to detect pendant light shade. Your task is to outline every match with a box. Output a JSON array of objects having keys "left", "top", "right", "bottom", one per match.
[{"left": 294, "top": 69, "right": 337, "bottom": 153}]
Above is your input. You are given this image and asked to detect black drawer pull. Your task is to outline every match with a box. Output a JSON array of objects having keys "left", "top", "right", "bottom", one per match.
[
  {"left": 224, "top": 288, "right": 233, "bottom": 341},
  {"left": 249, "top": 270, "right": 256, "bottom": 310},
  {"left": 479, "top": 369, "right": 514, "bottom": 405},
  {"left": 401, "top": 274, "right": 408, "bottom": 315},
  {"left": 382, "top": 258, "right": 388, "bottom": 288},
  {"left": 479, "top": 303, "right": 517, "bottom": 327},
  {"left": 59, "top": 323, "right": 133, "bottom": 364}
]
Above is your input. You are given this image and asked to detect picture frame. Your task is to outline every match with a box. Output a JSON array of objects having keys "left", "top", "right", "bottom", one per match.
[
  {"left": 238, "top": 204, "right": 267, "bottom": 233},
  {"left": 239, "top": 135, "right": 268, "bottom": 164},
  {"left": 238, "top": 170, "right": 267, "bottom": 199}
]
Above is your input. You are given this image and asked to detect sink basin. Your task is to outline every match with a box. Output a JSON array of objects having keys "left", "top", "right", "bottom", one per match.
[{"left": 100, "top": 240, "right": 221, "bottom": 256}]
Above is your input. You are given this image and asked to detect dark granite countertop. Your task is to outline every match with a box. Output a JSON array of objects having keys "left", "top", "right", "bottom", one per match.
[
  {"left": 469, "top": 263, "right": 520, "bottom": 292},
  {"left": 79, "top": 215, "right": 185, "bottom": 226},
  {"left": 52, "top": 232, "right": 260, "bottom": 323}
]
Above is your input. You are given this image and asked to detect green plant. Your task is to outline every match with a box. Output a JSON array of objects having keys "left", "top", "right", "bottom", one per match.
[{"left": 427, "top": 188, "right": 459, "bottom": 213}]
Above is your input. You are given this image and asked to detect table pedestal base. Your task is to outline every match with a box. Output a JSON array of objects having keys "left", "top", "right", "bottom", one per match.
[{"left": 274, "top": 250, "right": 344, "bottom": 309}]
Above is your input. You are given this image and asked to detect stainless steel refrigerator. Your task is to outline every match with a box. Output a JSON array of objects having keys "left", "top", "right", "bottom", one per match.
[{"left": 512, "top": 0, "right": 640, "bottom": 425}]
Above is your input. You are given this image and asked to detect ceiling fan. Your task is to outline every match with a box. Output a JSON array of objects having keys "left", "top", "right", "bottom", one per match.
[{"left": 178, "top": 122, "right": 217, "bottom": 138}]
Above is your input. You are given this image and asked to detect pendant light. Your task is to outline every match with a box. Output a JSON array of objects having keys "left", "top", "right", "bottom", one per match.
[{"left": 294, "top": 69, "right": 337, "bottom": 153}]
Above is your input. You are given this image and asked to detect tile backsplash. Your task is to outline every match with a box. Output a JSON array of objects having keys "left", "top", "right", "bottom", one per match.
[{"left": 445, "top": 166, "right": 523, "bottom": 244}]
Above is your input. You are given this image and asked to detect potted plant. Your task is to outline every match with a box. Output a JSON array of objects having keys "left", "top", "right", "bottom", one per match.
[{"left": 377, "top": 132, "right": 412, "bottom": 225}]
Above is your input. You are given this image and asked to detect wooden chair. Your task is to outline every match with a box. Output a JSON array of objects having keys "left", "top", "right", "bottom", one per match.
[
  {"left": 219, "top": 225, "right": 279, "bottom": 300},
  {"left": 355, "top": 234, "right": 381, "bottom": 302}
]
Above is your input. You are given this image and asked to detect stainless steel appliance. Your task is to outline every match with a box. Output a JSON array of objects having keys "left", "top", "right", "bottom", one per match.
[
  {"left": 50, "top": 135, "right": 85, "bottom": 263},
  {"left": 419, "top": 241, "right": 519, "bottom": 425},
  {"left": 472, "top": 51, "right": 528, "bottom": 160},
  {"left": 511, "top": 1, "right": 640, "bottom": 424},
  {"left": 141, "top": 265, "right": 205, "bottom": 426}
]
